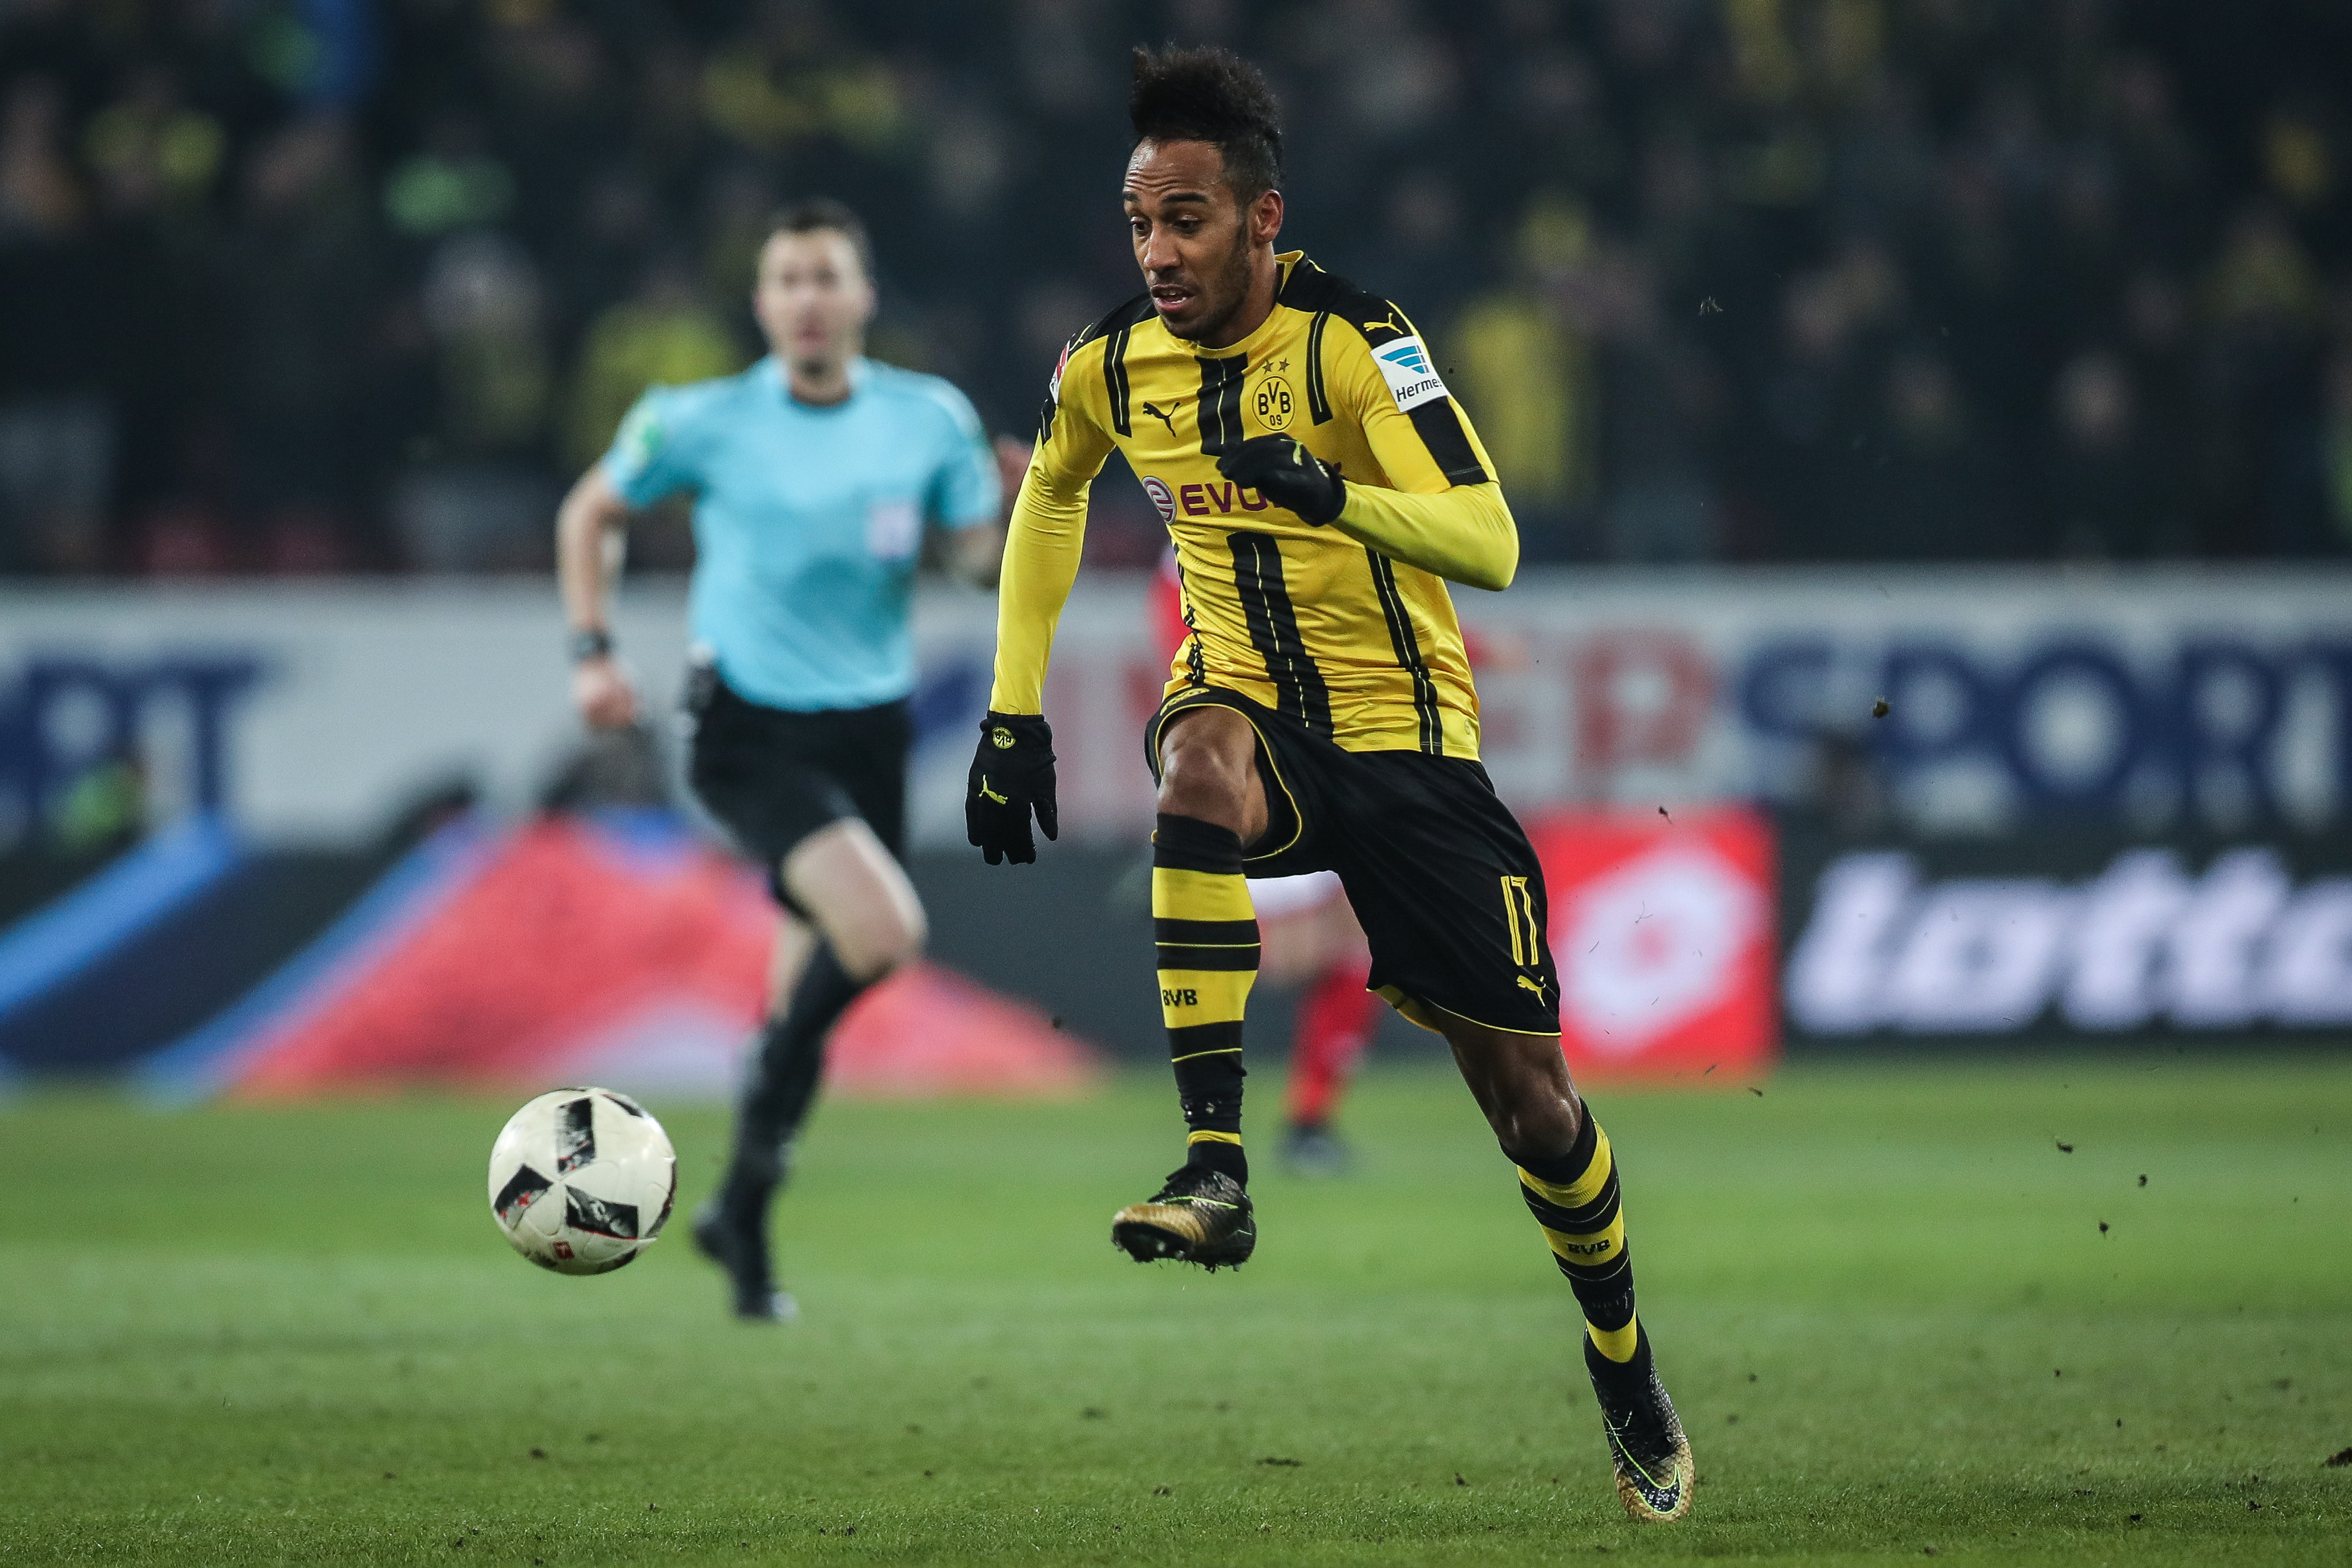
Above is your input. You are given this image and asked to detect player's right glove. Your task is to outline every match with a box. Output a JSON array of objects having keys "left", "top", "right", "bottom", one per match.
[
  {"left": 966, "top": 712, "right": 1058, "bottom": 865},
  {"left": 1216, "top": 434, "right": 1345, "bottom": 525}
]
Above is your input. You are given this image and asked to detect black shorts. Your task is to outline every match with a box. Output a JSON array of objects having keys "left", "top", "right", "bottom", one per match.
[
  {"left": 685, "top": 668, "right": 909, "bottom": 911},
  {"left": 1147, "top": 685, "right": 1561, "bottom": 1037}
]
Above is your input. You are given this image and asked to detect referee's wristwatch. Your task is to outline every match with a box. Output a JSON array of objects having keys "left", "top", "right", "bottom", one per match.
[{"left": 569, "top": 627, "right": 614, "bottom": 663}]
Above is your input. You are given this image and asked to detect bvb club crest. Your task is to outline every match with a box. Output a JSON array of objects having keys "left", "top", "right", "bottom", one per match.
[{"left": 1254, "top": 374, "right": 1294, "bottom": 431}]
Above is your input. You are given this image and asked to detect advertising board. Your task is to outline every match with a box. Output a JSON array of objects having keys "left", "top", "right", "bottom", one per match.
[
  {"left": 1530, "top": 806, "right": 1778, "bottom": 1080},
  {"left": 1782, "top": 827, "right": 2352, "bottom": 1042},
  {"left": 8, "top": 566, "right": 2351, "bottom": 853}
]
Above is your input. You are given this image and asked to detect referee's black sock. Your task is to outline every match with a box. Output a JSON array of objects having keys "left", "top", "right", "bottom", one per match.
[{"left": 717, "top": 939, "right": 866, "bottom": 1225}]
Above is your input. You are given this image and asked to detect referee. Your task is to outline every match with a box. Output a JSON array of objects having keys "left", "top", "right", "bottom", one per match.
[{"left": 556, "top": 199, "right": 1014, "bottom": 1320}]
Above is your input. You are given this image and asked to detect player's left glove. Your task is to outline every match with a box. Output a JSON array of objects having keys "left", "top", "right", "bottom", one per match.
[
  {"left": 1217, "top": 434, "right": 1345, "bottom": 525},
  {"left": 966, "top": 712, "right": 1058, "bottom": 865}
]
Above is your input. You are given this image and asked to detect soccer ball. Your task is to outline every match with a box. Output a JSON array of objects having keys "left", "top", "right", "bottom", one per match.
[{"left": 487, "top": 1087, "right": 677, "bottom": 1275}]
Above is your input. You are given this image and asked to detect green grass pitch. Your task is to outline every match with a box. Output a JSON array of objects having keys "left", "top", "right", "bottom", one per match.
[{"left": 2, "top": 1056, "right": 2347, "bottom": 1565}]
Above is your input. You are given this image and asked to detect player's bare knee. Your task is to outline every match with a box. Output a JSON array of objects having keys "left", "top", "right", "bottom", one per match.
[
  {"left": 888, "top": 900, "right": 929, "bottom": 969},
  {"left": 1491, "top": 1107, "right": 1578, "bottom": 1166},
  {"left": 1157, "top": 740, "right": 1250, "bottom": 834},
  {"left": 830, "top": 925, "right": 909, "bottom": 986},
  {"left": 839, "top": 892, "right": 926, "bottom": 982},
  {"left": 1454, "top": 1029, "right": 1583, "bottom": 1160}
]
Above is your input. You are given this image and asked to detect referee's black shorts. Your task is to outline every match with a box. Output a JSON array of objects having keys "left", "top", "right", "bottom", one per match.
[
  {"left": 685, "top": 667, "right": 909, "bottom": 913},
  {"left": 1147, "top": 685, "right": 1561, "bottom": 1038}
]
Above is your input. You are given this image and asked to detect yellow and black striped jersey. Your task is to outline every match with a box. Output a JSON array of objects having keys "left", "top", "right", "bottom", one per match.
[{"left": 989, "top": 252, "right": 1519, "bottom": 759}]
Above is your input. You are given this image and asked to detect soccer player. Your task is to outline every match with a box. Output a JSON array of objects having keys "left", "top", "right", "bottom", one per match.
[
  {"left": 964, "top": 49, "right": 1693, "bottom": 1522},
  {"left": 557, "top": 198, "right": 1011, "bottom": 1322}
]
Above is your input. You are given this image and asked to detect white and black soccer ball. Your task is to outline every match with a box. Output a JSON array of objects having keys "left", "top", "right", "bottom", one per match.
[{"left": 487, "top": 1087, "right": 677, "bottom": 1275}]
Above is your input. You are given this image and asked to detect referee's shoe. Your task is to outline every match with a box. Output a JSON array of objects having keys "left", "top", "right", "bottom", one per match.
[{"left": 692, "top": 1202, "right": 799, "bottom": 1323}]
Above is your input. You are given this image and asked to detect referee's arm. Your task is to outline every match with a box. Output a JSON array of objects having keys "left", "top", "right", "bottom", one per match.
[
  {"left": 555, "top": 464, "right": 640, "bottom": 728},
  {"left": 941, "top": 434, "right": 1035, "bottom": 590}
]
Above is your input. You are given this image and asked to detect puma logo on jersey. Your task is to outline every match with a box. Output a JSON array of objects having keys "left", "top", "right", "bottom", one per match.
[
  {"left": 1517, "top": 974, "right": 1552, "bottom": 1003},
  {"left": 1141, "top": 399, "right": 1183, "bottom": 435}
]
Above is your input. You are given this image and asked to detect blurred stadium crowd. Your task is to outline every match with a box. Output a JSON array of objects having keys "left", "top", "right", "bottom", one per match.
[{"left": 2, "top": 0, "right": 2350, "bottom": 575}]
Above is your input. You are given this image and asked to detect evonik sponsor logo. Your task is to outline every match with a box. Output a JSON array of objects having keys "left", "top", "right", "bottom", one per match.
[
  {"left": 1142, "top": 476, "right": 1176, "bottom": 523},
  {"left": 1141, "top": 476, "right": 1272, "bottom": 520}
]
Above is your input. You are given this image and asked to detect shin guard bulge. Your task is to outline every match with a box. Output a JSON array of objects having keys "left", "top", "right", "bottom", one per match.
[
  {"left": 1513, "top": 1111, "right": 1641, "bottom": 1362},
  {"left": 1151, "top": 813, "right": 1258, "bottom": 1184}
]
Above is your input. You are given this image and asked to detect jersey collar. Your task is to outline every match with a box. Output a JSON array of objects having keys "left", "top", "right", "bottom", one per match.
[
  {"left": 1170, "top": 251, "right": 1308, "bottom": 363},
  {"left": 761, "top": 353, "right": 869, "bottom": 409}
]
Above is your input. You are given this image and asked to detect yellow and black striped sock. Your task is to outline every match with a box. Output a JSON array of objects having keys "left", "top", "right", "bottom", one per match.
[
  {"left": 1152, "top": 813, "right": 1258, "bottom": 1185},
  {"left": 1513, "top": 1111, "right": 1641, "bottom": 1363}
]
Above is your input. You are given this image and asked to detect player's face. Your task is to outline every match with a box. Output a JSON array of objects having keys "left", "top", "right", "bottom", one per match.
[
  {"left": 752, "top": 229, "right": 876, "bottom": 372},
  {"left": 1124, "top": 139, "right": 1281, "bottom": 345}
]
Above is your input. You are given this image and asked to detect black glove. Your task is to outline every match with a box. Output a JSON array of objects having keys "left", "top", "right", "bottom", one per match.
[
  {"left": 966, "top": 712, "right": 1058, "bottom": 865},
  {"left": 1216, "top": 434, "right": 1346, "bottom": 525}
]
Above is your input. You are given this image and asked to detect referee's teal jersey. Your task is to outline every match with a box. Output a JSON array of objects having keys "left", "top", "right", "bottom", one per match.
[{"left": 605, "top": 356, "right": 999, "bottom": 712}]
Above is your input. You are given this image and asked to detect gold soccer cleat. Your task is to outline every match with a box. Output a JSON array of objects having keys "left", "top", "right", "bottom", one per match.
[
  {"left": 1110, "top": 1166, "right": 1256, "bottom": 1269},
  {"left": 1585, "top": 1331, "right": 1694, "bottom": 1522}
]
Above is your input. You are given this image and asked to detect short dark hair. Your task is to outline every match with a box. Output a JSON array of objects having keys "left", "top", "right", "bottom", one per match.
[
  {"left": 1128, "top": 44, "right": 1283, "bottom": 204},
  {"left": 764, "top": 197, "right": 872, "bottom": 278}
]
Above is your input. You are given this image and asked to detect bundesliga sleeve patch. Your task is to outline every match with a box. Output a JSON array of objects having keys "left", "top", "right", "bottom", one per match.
[
  {"left": 1373, "top": 335, "right": 1448, "bottom": 413},
  {"left": 612, "top": 400, "right": 665, "bottom": 478}
]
